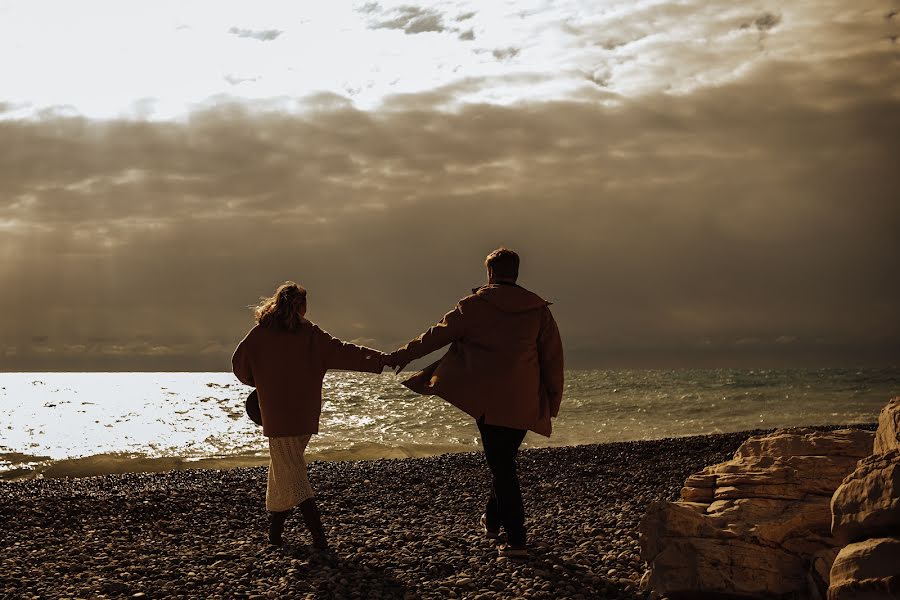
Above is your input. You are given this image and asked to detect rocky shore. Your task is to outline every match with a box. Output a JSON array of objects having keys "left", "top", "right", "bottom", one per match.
[{"left": 0, "top": 426, "right": 875, "bottom": 600}]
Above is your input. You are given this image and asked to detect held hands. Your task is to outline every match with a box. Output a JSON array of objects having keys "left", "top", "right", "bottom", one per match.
[{"left": 379, "top": 351, "right": 410, "bottom": 374}]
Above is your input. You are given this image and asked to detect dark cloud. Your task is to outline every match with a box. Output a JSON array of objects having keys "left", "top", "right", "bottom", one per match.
[
  {"left": 1, "top": 44, "right": 899, "bottom": 370},
  {"left": 227, "top": 27, "right": 282, "bottom": 41},
  {"left": 362, "top": 3, "right": 479, "bottom": 38},
  {"left": 740, "top": 12, "right": 781, "bottom": 31},
  {"left": 372, "top": 5, "right": 445, "bottom": 34},
  {"left": 492, "top": 47, "right": 520, "bottom": 61},
  {"left": 754, "top": 12, "right": 781, "bottom": 30},
  {"left": 596, "top": 37, "right": 643, "bottom": 51},
  {"left": 585, "top": 66, "right": 612, "bottom": 87}
]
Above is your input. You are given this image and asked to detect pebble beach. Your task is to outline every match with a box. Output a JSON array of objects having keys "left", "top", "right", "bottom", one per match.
[{"left": 0, "top": 426, "right": 875, "bottom": 600}]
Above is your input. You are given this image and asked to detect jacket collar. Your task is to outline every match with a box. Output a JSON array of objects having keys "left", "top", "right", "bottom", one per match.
[{"left": 472, "top": 281, "right": 519, "bottom": 294}]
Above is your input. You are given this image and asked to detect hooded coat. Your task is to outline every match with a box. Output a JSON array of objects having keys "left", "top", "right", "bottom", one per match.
[
  {"left": 393, "top": 283, "right": 564, "bottom": 437},
  {"left": 232, "top": 320, "right": 382, "bottom": 437}
]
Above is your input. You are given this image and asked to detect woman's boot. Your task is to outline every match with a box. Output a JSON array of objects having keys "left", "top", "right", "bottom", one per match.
[
  {"left": 298, "top": 498, "right": 328, "bottom": 550},
  {"left": 268, "top": 509, "right": 291, "bottom": 546}
]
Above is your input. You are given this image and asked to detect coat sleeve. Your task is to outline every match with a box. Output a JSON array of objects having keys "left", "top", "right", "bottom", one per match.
[
  {"left": 537, "top": 306, "right": 564, "bottom": 418},
  {"left": 392, "top": 303, "right": 468, "bottom": 366},
  {"left": 318, "top": 328, "right": 384, "bottom": 373},
  {"left": 231, "top": 336, "right": 255, "bottom": 387}
]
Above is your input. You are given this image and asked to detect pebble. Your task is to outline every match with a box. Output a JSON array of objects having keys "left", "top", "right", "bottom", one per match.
[{"left": 0, "top": 426, "right": 872, "bottom": 599}]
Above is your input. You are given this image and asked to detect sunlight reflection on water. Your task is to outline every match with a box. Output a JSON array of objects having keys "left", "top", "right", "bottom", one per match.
[{"left": 0, "top": 368, "right": 896, "bottom": 478}]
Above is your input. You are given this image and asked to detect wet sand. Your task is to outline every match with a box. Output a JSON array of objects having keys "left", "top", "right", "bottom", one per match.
[{"left": 0, "top": 425, "right": 875, "bottom": 600}]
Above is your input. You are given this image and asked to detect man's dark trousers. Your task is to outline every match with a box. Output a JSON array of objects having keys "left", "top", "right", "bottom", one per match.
[{"left": 477, "top": 417, "right": 528, "bottom": 546}]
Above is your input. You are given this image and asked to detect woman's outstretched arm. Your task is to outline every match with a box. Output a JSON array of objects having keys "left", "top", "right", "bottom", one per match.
[{"left": 316, "top": 325, "right": 386, "bottom": 373}]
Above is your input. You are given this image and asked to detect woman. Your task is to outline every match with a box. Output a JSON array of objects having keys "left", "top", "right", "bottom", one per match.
[{"left": 232, "top": 281, "right": 385, "bottom": 548}]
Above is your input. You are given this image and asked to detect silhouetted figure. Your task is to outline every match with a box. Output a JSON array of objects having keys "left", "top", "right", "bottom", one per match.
[
  {"left": 387, "top": 248, "right": 564, "bottom": 558},
  {"left": 232, "top": 282, "right": 386, "bottom": 548}
]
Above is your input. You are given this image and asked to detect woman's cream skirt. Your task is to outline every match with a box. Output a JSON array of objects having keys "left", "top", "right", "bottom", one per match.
[{"left": 266, "top": 435, "right": 315, "bottom": 512}]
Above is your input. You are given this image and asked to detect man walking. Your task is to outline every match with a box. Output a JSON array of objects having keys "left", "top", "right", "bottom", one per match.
[{"left": 387, "top": 247, "right": 564, "bottom": 557}]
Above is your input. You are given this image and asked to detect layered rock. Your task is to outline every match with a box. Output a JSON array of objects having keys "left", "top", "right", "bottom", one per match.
[
  {"left": 640, "top": 427, "right": 874, "bottom": 599},
  {"left": 831, "top": 450, "right": 900, "bottom": 545},
  {"left": 828, "top": 399, "right": 900, "bottom": 600},
  {"left": 828, "top": 538, "right": 900, "bottom": 599},
  {"left": 874, "top": 397, "right": 900, "bottom": 454}
]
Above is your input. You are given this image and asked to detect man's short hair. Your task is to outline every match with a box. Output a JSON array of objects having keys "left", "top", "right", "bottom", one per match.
[{"left": 485, "top": 247, "right": 519, "bottom": 281}]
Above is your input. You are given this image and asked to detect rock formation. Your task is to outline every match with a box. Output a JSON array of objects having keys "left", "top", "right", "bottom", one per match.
[
  {"left": 874, "top": 397, "right": 900, "bottom": 454},
  {"left": 640, "top": 427, "right": 874, "bottom": 598},
  {"left": 828, "top": 538, "right": 900, "bottom": 599},
  {"left": 828, "top": 398, "right": 900, "bottom": 599},
  {"left": 831, "top": 450, "right": 900, "bottom": 546}
]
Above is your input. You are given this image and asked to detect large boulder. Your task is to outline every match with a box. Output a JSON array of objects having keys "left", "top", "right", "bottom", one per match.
[
  {"left": 640, "top": 428, "right": 874, "bottom": 599},
  {"left": 826, "top": 399, "right": 900, "bottom": 600},
  {"left": 874, "top": 397, "right": 900, "bottom": 454},
  {"left": 828, "top": 537, "right": 900, "bottom": 599},
  {"left": 680, "top": 429, "right": 874, "bottom": 506},
  {"left": 831, "top": 449, "right": 900, "bottom": 545},
  {"left": 641, "top": 500, "right": 809, "bottom": 597},
  {"left": 736, "top": 428, "right": 875, "bottom": 460}
]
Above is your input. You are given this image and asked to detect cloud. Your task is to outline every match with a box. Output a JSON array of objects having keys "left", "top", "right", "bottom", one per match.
[
  {"left": 371, "top": 5, "right": 445, "bottom": 34},
  {"left": 585, "top": 66, "right": 612, "bottom": 87},
  {"left": 491, "top": 47, "right": 520, "bottom": 61},
  {"left": 227, "top": 27, "right": 282, "bottom": 41},
  {"left": 1, "top": 0, "right": 898, "bottom": 369},
  {"left": 224, "top": 74, "right": 259, "bottom": 86},
  {"left": 740, "top": 13, "right": 781, "bottom": 32},
  {"left": 754, "top": 12, "right": 781, "bottom": 31},
  {"left": 3, "top": 0, "right": 890, "bottom": 122},
  {"left": 357, "top": 2, "right": 381, "bottom": 15},
  {"left": 3, "top": 42, "right": 899, "bottom": 370}
]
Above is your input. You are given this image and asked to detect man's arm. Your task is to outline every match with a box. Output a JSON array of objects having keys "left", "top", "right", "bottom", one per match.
[
  {"left": 537, "top": 306, "right": 564, "bottom": 417},
  {"left": 390, "top": 304, "right": 468, "bottom": 370}
]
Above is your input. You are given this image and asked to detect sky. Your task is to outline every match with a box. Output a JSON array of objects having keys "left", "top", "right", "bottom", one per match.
[{"left": 1, "top": 0, "right": 898, "bottom": 371}]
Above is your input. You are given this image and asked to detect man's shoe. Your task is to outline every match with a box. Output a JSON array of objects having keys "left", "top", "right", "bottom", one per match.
[
  {"left": 497, "top": 543, "right": 529, "bottom": 559},
  {"left": 480, "top": 513, "right": 500, "bottom": 540}
]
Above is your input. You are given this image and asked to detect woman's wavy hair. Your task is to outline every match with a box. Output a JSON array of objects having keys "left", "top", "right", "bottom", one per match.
[{"left": 254, "top": 282, "right": 307, "bottom": 332}]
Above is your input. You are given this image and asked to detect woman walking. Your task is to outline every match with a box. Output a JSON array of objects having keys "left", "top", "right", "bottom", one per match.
[{"left": 232, "top": 282, "right": 385, "bottom": 548}]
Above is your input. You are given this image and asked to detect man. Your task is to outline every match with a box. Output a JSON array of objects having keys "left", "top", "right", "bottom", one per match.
[{"left": 387, "top": 247, "right": 564, "bottom": 558}]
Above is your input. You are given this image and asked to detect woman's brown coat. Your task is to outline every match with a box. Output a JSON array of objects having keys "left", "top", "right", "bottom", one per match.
[
  {"left": 232, "top": 321, "right": 382, "bottom": 437},
  {"left": 393, "top": 283, "right": 564, "bottom": 437}
]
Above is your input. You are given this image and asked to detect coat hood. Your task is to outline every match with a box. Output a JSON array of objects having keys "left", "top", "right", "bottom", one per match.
[{"left": 471, "top": 283, "right": 551, "bottom": 313}]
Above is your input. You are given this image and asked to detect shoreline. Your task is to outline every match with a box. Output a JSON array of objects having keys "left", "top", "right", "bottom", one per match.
[
  {"left": 1, "top": 424, "right": 876, "bottom": 599},
  {"left": 1, "top": 421, "right": 880, "bottom": 483}
]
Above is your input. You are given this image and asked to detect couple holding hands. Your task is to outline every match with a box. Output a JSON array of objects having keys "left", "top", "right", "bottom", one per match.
[{"left": 232, "top": 248, "right": 564, "bottom": 558}]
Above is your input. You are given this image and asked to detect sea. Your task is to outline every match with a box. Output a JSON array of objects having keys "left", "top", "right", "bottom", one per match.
[{"left": 1, "top": 368, "right": 897, "bottom": 480}]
